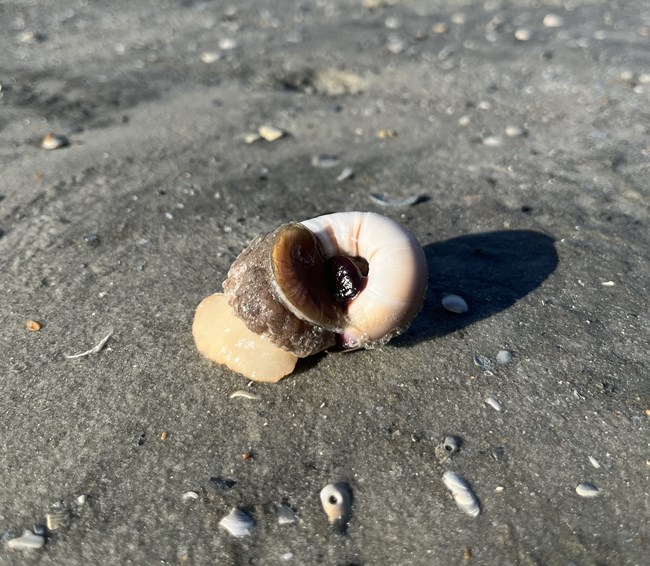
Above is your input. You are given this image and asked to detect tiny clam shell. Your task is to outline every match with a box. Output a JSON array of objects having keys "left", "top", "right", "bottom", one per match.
[
  {"left": 181, "top": 491, "right": 199, "bottom": 502},
  {"left": 46, "top": 510, "right": 69, "bottom": 531},
  {"left": 576, "top": 482, "right": 601, "bottom": 498},
  {"left": 320, "top": 483, "right": 351, "bottom": 527},
  {"left": 5, "top": 530, "right": 45, "bottom": 551},
  {"left": 219, "top": 508, "right": 255, "bottom": 538},
  {"left": 277, "top": 505, "right": 298, "bottom": 525},
  {"left": 443, "top": 471, "right": 480, "bottom": 518},
  {"left": 442, "top": 294, "right": 468, "bottom": 313}
]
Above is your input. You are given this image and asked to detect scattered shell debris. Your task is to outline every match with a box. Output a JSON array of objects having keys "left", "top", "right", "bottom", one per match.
[
  {"left": 200, "top": 51, "right": 220, "bottom": 63},
  {"left": 312, "top": 68, "right": 366, "bottom": 95},
  {"left": 514, "top": 28, "right": 532, "bottom": 41},
  {"left": 258, "top": 125, "right": 285, "bottom": 142},
  {"left": 576, "top": 482, "right": 601, "bottom": 498},
  {"left": 505, "top": 125, "right": 526, "bottom": 138},
  {"left": 474, "top": 355, "right": 495, "bottom": 373},
  {"left": 311, "top": 154, "right": 341, "bottom": 168},
  {"left": 76, "top": 495, "right": 87, "bottom": 506},
  {"left": 320, "top": 483, "right": 351, "bottom": 530},
  {"left": 160, "top": 431, "right": 168, "bottom": 441},
  {"left": 482, "top": 135, "right": 503, "bottom": 147},
  {"left": 336, "top": 167, "right": 354, "bottom": 182},
  {"left": 485, "top": 396, "right": 502, "bottom": 411},
  {"left": 601, "top": 281, "right": 615, "bottom": 287},
  {"left": 26, "top": 320, "right": 42, "bottom": 332},
  {"left": 463, "top": 547, "right": 473, "bottom": 560},
  {"left": 218, "top": 37, "right": 237, "bottom": 50},
  {"left": 229, "top": 390, "right": 259, "bottom": 400},
  {"left": 277, "top": 505, "right": 298, "bottom": 525},
  {"left": 243, "top": 133, "right": 262, "bottom": 144},
  {"left": 376, "top": 129, "right": 398, "bottom": 139},
  {"left": 588, "top": 456, "right": 601, "bottom": 469},
  {"left": 496, "top": 350, "right": 513, "bottom": 365},
  {"left": 543, "top": 13, "right": 565, "bottom": 28},
  {"left": 442, "top": 294, "right": 468, "bottom": 314},
  {"left": 41, "top": 133, "right": 69, "bottom": 150},
  {"left": 46, "top": 510, "right": 69, "bottom": 531},
  {"left": 219, "top": 508, "right": 256, "bottom": 538},
  {"left": 443, "top": 471, "right": 480, "bottom": 518},
  {"left": 432, "top": 22, "right": 448, "bottom": 34},
  {"left": 5, "top": 530, "right": 45, "bottom": 551},
  {"left": 368, "top": 193, "right": 422, "bottom": 207},
  {"left": 181, "top": 491, "right": 199, "bottom": 503},
  {"left": 65, "top": 330, "right": 113, "bottom": 359}
]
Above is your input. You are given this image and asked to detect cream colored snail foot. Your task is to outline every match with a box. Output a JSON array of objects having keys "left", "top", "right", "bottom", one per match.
[
  {"left": 320, "top": 483, "right": 351, "bottom": 532},
  {"left": 193, "top": 211, "right": 428, "bottom": 382}
]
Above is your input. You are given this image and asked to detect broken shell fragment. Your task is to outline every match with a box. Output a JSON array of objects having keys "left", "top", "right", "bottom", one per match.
[
  {"left": 576, "top": 482, "right": 601, "bottom": 498},
  {"left": 46, "top": 510, "right": 69, "bottom": 531},
  {"left": 5, "top": 530, "right": 45, "bottom": 551},
  {"left": 320, "top": 483, "right": 351, "bottom": 529},
  {"left": 443, "top": 471, "right": 480, "bottom": 517},
  {"left": 41, "top": 133, "right": 69, "bottom": 150},
  {"left": 219, "top": 508, "right": 255, "bottom": 538},
  {"left": 258, "top": 125, "right": 284, "bottom": 141},
  {"left": 277, "top": 505, "right": 298, "bottom": 525},
  {"left": 194, "top": 212, "right": 428, "bottom": 381}
]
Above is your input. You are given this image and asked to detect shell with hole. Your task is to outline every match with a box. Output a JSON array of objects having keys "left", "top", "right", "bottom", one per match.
[{"left": 193, "top": 211, "right": 428, "bottom": 382}]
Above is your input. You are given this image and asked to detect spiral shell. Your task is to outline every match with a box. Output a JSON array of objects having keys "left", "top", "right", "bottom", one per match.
[{"left": 193, "top": 211, "right": 428, "bottom": 381}]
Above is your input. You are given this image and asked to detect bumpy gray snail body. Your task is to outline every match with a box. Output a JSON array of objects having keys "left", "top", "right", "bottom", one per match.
[{"left": 193, "top": 211, "right": 428, "bottom": 382}]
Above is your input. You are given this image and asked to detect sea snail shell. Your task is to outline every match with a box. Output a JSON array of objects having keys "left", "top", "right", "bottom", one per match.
[{"left": 193, "top": 211, "right": 428, "bottom": 382}]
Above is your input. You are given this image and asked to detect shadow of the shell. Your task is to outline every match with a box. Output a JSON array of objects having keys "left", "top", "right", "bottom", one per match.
[{"left": 394, "top": 230, "right": 558, "bottom": 347}]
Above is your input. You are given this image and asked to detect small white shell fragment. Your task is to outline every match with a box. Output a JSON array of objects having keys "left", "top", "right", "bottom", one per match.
[
  {"left": 336, "top": 167, "right": 354, "bottom": 182},
  {"left": 496, "top": 350, "right": 513, "bottom": 364},
  {"left": 576, "top": 482, "right": 601, "bottom": 498},
  {"left": 368, "top": 193, "right": 422, "bottom": 207},
  {"left": 311, "top": 154, "right": 341, "bottom": 168},
  {"left": 243, "top": 133, "right": 262, "bottom": 144},
  {"left": 5, "top": 530, "right": 45, "bottom": 551},
  {"left": 485, "top": 396, "right": 502, "bottom": 411},
  {"left": 505, "top": 125, "right": 526, "bottom": 138},
  {"left": 181, "top": 491, "right": 199, "bottom": 502},
  {"left": 200, "top": 51, "right": 220, "bottom": 63},
  {"left": 320, "top": 483, "right": 351, "bottom": 525},
  {"left": 514, "top": 28, "right": 532, "bottom": 41},
  {"left": 482, "top": 135, "right": 503, "bottom": 147},
  {"left": 601, "top": 281, "right": 615, "bottom": 286},
  {"left": 218, "top": 37, "right": 237, "bottom": 50},
  {"left": 229, "top": 390, "right": 259, "bottom": 400},
  {"left": 219, "top": 508, "right": 256, "bottom": 538},
  {"left": 277, "top": 505, "right": 298, "bottom": 525},
  {"left": 588, "top": 456, "right": 601, "bottom": 469},
  {"left": 474, "top": 355, "right": 495, "bottom": 372},
  {"left": 443, "top": 471, "right": 480, "bottom": 518},
  {"left": 543, "top": 13, "right": 564, "bottom": 28},
  {"left": 258, "top": 125, "right": 284, "bottom": 142},
  {"left": 41, "top": 133, "right": 69, "bottom": 150},
  {"left": 46, "top": 510, "right": 69, "bottom": 531},
  {"left": 76, "top": 494, "right": 87, "bottom": 506},
  {"left": 442, "top": 294, "right": 468, "bottom": 314}
]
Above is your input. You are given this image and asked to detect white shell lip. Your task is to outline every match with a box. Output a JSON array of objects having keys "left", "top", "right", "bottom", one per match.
[
  {"left": 219, "top": 508, "right": 256, "bottom": 538},
  {"left": 302, "top": 211, "right": 428, "bottom": 348},
  {"left": 443, "top": 471, "right": 480, "bottom": 518},
  {"left": 576, "top": 482, "right": 601, "bottom": 498}
]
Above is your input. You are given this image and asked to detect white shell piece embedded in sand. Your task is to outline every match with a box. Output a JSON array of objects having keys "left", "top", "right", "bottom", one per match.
[
  {"left": 219, "top": 508, "right": 255, "bottom": 538},
  {"left": 442, "top": 294, "right": 468, "bottom": 313},
  {"left": 5, "top": 530, "right": 45, "bottom": 551},
  {"left": 277, "top": 505, "right": 298, "bottom": 525},
  {"left": 319, "top": 483, "right": 351, "bottom": 525},
  {"left": 443, "top": 471, "right": 480, "bottom": 518},
  {"left": 576, "top": 482, "right": 601, "bottom": 498},
  {"left": 46, "top": 510, "right": 69, "bottom": 531},
  {"left": 181, "top": 491, "right": 199, "bottom": 502}
]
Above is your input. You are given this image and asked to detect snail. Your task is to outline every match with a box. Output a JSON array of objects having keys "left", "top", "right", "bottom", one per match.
[{"left": 192, "top": 211, "right": 428, "bottom": 382}]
